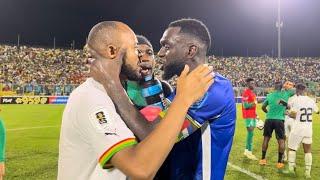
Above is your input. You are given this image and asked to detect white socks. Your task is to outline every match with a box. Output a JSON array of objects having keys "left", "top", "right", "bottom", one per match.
[
  {"left": 288, "top": 151, "right": 296, "bottom": 171},
  {"left": 305, "top": 153, "right": 312, "bottom": 174}
]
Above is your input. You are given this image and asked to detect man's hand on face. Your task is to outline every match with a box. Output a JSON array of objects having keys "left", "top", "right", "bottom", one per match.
[
  {"left": 176, "top": 64, "right": 214, "bottom": 107},
  {"left": 89, "top": 48, "right": 125, "bottom": 87}
]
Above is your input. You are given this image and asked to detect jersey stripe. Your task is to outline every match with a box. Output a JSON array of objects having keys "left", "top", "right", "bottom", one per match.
[
  {"left": 201, "top": 123, "right": 211, "bottom": 179},
  {"left": 99, "top": 138, "right": 137, "bottom": 168}
]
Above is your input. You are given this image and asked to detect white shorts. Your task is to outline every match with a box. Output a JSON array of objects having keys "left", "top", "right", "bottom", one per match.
[
  {"left": 288, "top": 133, "right": 312, "bottom": 151},
  {"left": 285, "top": 116, "right": 294, "bottom": 137}
]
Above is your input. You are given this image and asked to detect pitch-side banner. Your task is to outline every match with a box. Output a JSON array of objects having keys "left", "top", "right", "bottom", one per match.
[
  {"left": 0, "top": 96, "right": 69, "bottom": 104},
  {"left": 1, "top": 96, "right": 266, "bottom": 104}
]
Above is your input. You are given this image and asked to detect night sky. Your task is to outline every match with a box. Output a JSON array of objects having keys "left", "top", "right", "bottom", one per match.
[{"left": 0, "top": 0, "right": 320, "bottom": 57}]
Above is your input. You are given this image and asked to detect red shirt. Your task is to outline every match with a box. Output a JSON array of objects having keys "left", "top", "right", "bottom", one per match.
[{"left": 242, "top": 88, "right": 257, "bottom": 119}]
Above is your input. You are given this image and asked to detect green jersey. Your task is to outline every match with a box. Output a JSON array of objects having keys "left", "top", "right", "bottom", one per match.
[
  {"left": 263, "top": 90, "right": 294, "bottom": 121},
  {"left": 0, "top": 118, "right": 5, "bottom": 162},
  {"left": 282, "top": 89, "right": 295, "bottom": 101},
  {"left": 125, "top": 80, "right": 147, "bottom": 107}
]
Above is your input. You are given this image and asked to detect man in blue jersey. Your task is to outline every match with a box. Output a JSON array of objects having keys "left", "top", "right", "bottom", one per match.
[
  {"left": 155, "top": 18, "right": 236, "bottom": 180},
  {"left": 90, "top": 18, "right": 236, "bottom": 179}
]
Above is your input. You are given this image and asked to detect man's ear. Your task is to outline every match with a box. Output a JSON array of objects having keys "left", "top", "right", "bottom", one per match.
[
  {"left": 106, "top": 45, "right": 118, "bottom": 59},
  {"left": 186, "top": 44, "right": 198, "bottom": 58}
]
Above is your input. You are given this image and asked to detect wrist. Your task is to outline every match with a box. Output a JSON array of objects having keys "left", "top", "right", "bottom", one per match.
[{"left": 174, "top": 94, "right": 193, "bottom": 109}]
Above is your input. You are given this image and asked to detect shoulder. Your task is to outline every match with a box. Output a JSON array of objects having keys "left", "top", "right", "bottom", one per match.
[
  {"left": 69, "top": 79, "right": 114, "bottom": 111},
  {"left": 266, "top": 93, "right": 272, "bottom": 99},
  {"left": 242, "top": 89, "right": 249, "bottom": 95},
  {"left": 211, "top": 73, "right": 234, "bottom": 92},
  {"left": 305, "top": 96, "right": 316, "bottom": 103},
  {"left": 206, "top": 73, "right": 235, "bottom": 105}
]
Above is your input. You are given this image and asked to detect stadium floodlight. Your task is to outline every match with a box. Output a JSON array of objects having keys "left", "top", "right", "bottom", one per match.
[{"left": 276, "top": 0, "right": 283, "bottom": 59}]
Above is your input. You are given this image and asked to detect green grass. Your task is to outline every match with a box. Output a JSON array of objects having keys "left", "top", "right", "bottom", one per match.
[
  {"left": 1, "top": 105, "right": 64, "bottom": 180},
  {"left": 0, "top": 104, "right": 319, "bottom": 179},
  {"left": 225, "top": 104, "right": 320, "bottom": 180}
]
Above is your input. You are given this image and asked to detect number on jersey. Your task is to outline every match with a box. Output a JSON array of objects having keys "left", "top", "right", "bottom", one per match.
[{"left": 300, "top": 108, "right": 312, "bottom": 122}]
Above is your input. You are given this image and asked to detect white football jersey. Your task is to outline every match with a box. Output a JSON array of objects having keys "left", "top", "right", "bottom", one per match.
[
  {"left": 289, "top": 95, "right": 319, "bottom": 137},
  {"left": 58, "top": 78, "right": 137, "bottom": 180}
]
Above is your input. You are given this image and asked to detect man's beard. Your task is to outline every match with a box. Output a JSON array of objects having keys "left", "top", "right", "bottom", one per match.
[
  {"left": 121, "top": 64, "right": 140, "bottom": 81},
  {"left": 162, "top": 60, "right": 186, "bottom": 80}
]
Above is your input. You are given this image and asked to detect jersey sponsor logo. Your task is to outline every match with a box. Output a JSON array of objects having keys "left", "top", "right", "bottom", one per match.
[{"left": 104, "top": 132, "right": 118, "bottom": 136}]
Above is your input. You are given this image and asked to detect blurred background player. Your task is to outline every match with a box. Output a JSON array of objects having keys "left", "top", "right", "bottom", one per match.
[
  {"left": 284, "top": 83, "right": 319, "bottom": 178},
  {"left": 0, "top": 117, "right": 5, "bottom": 180},
  {"left": 283, "top": 81, "right": 297, "bottom": 162},
  {"left": 124, "top": 35, "right": 172, "bottom": 111},
  {"left": 260, "top": 81, "right": 294, "bottom": 170},
  {"left": 242, "top": 78, "right": 258, "bottom": 160}
]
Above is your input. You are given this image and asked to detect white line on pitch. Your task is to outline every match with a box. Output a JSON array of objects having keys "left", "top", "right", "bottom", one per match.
[
  {"left": 7, "top": 125, "right": 59, "bottom": 131},
  {"left": 228, "top": 162, "right": 267, "bottom": 180}
]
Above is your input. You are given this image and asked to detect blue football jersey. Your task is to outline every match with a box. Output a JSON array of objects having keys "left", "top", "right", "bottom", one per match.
[{"left": 156, "top": 73, "right": 237, "bottom": 180}]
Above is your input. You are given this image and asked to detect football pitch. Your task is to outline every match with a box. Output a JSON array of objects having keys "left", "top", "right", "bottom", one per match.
[{"left": 0, "top": 104, "right": 319, "bottom": 180}]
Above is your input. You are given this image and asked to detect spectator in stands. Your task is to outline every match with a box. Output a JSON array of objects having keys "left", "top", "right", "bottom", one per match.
[{"left": 0, "top": 44, "right": 319, "bottom": 96}]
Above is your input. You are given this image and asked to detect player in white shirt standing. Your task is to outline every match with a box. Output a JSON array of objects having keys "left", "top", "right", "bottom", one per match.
[
  {"left": 58, "top": 21, "right": 213, "bottom": 180},
  {"left": 285, "top": 83, "right": 319, "bottom": 178},
  {"left": 283, "top": 94, "right": 297, "bottom": 162}
]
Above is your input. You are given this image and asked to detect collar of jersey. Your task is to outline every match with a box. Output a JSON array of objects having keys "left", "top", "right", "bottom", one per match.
[{"left": 87, "top": 78, "right": 106, "bottom": 93}]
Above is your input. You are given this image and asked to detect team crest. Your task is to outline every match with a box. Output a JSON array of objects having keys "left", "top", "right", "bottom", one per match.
[
  {"left": 90, "top": 108, "right": 117, "bottom": 135},
  {"left": 96, "top": 111, "right": 107, "bottom": 124}
]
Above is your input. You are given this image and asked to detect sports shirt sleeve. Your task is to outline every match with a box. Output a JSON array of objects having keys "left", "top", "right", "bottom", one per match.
[{"left": 84, "top": 96, "right": 137, "bottom": 169}]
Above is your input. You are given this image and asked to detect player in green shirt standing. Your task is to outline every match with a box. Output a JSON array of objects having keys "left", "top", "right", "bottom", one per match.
[
  {"left": 0, "top": 117, "right": 5, "bottom": 180},
  {"left": 259, "top": 81, "right": 294, "bottom": 170}
]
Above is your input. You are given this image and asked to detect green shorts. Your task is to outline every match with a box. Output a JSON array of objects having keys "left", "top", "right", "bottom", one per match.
[{"left": 245, "top": 118, "right": 256, "bottom": 128}]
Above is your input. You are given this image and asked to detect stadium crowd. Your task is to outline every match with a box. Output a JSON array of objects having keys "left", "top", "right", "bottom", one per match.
[
  {"left": 0, "top": 45, "right": 87, "bottom": 95},
  {"left": 0, "top": 45, "right": 319, "bottom": 96},
  {"left": 208, "top": 56, "right": 320, "bottom": 87}
]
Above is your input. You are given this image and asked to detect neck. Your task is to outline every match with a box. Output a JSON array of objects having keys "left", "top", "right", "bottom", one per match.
[{"left": 188, "top": 55, "right": 206, "bottom": 71}]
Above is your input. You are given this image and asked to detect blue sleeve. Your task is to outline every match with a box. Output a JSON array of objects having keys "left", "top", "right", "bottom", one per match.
[{"left": 186, "top": 75, "right": 236, "bottom": 125}]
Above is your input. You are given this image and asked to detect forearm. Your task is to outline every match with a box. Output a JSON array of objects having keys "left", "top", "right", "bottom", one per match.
[
  {"left": 112, "top": 95, "right": 189, "bottom": 179},
  {"left": 262, "top": 106, "right": 268, "bottom": 113},
  {"left": 103, "top": 81, "right": 158, "bottom": 141}
]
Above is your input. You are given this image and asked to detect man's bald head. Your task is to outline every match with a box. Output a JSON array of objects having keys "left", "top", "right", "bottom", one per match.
[
  {"left": 86, "top": 21, "right": 142, "bottom": 81},
  {"left": 87, "top": 21, "right": 136, "bottom": 57}
]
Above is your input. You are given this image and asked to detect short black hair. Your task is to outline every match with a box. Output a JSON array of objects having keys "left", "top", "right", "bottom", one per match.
[
  {"left": 296, "top": 83, "right": 306, "bottom": 91},
  {"left": 136, "top": 35, "right": 153, "bottom": 49},
  {"left": 169, "top": 18, "right": 211, "bottom": 53},
  {"left": 245, "top": 78, "right": 254, "bottom": 83}
]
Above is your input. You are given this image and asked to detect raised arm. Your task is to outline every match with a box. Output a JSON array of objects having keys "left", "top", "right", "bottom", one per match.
[
  {"left": 110, "top": 65, "right": 213, "bottom": 179},
  {"left": 262, "top": 100, "right": 268, "bottom": 113},
  {"left": 90, "top": 58, "right": 158, "bottom": 141},
  {"left": 105, "top": 82, "right": 158, "bottom": 140}
]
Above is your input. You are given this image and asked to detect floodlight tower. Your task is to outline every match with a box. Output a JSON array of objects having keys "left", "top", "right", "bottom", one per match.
[{"left": 276, "top": 0, "right": 283, "bottom": 59}]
